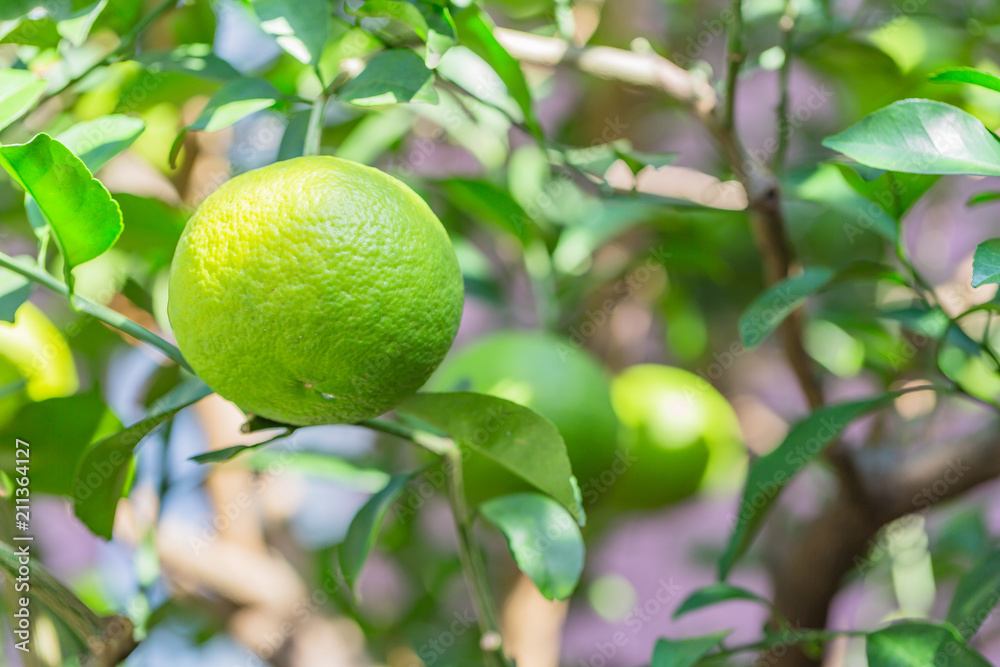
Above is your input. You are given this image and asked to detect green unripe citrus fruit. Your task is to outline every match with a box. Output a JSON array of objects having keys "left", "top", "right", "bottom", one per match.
[
  {"left": 168, "top": 156, "right": 464, "bottom": 425},
  {"left": 0, "top": 302, "right": 79, "bottom": 426},
  {"left": 427, "top": 331, "right": 619, "bottom": 502},
  {"left": 609, "top": 364, "right": 744, "bottom": 509}
]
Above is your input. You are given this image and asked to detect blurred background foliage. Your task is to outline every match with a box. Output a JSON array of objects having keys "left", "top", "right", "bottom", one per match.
[{"left": 4, "top": 0, "right": 1000, "bottom": 665}]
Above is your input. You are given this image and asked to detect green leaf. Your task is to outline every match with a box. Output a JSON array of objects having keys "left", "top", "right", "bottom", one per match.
[
  {"left": 719, "top": 393, "right": 901, "bottom": 579},
  {"left": 479, "top": 493, "right": 584, "bottom": 601},
  {"left": 972, "top": 240, "right": 1000, "bottom": 288},
  {"left": 823, "top": 100, "right": 1000, "bottom": 176},
  {"left": 189, "top": 433, "right": 289, "bottom": 464},
  {"left": 0, "top": 69, "right": 45, "bottom": 132},
  {"left": 740, "top": 267, "right": 835, "bottom": 348},
  {"left": 453, "top": 6, "right": 538, "bottom": 134},
  {"left": 278, "top": 108, "right": 311, "bottom": 160},
  {"left": 251, "top": 0, "right": 328, "bottom": 65},
  {"left": 866, "top": 621, "right": 990, "bottom": 667},
  {"left": 189, "top": 78, "right": 283, "bottom": 133},
  {"left": 832, "top": 163, "right": 938, "bottom": 220},
  {"left": 651, "top": 632, "right": 730, "bottom": 667},
  {"left": 967, "top": 192, "right": 1000, "bottom": 207},
  {"left": 397, "top": 392, "right": 584, "bottom": 525},
  {"left": 55, "top": 115, "right": 145, "bottom": 172},
  {"left": 73, "top": 378, "right": 212, "bottom": 539},
  {"left": 0, "top": 390, "right": 122, "bottom": 496},
  {"left": 339, "top": 471, "right": 418, "bottom": 589},
  {"left": 172, "top": 78, "right": 284, "bottom": 166},
  {"left": 136, "top": 44, "right": 242, "bottom": 82},
  {"left": 441, "top": 179, "right": 533, "bottom": 243},
  {"left": 0, "top": 133, "right": 123, "bottom": 274},
  {"left": 114, "top": 194, "right": 187, "bottom": 273},
  {"left": 931, "top": 67, "right": 1000, "bottom": 95},
  {"left": 0, "top": 257, "right": 32, "bottom": 322},
  {"left": 355, "top": 1, "right": 456, "bottom": 64},
  {"left": 339, "top": 49, "right": 438, "bottom": 106},
  {"left": 740, "top": 263, "right": 906, "bottom": 348},
  {"left": 56, "top": 0, "right": 108, "bottom": 47},
  {"left": 673, "top": 583, "right": 771, "bottom": 619},
  {"left": 946, "top": 549, "right": 1000, "bottom": 640}
]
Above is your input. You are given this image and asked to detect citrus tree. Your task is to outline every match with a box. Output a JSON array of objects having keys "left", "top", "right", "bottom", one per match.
[{"left": 2, "top": 1, "right": 1000, "bottom": 667}]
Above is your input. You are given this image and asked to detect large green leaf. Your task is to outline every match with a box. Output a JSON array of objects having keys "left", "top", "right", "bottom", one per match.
[
  {"left": 972, "top": 239, "right": 1000, "bottom": 288},
  {"left": 453, "top": 6, "right": 538, "bottom": 134},
  {"left": 339, "top": 49, "right": 438, "bottom": 106},
  {"left": 931, "top": 67, "right": 1000, "bottom": 95},
  {"left": 55, "top": 115, "right": 145, "bottom": 172},
  {"left": 719, "top": 393, "right": 901, "bottom": 579},
  {"left": 251, "top": 0, "right": 328, "bottom": 65},
  {"left": 189, "top": 78, "right": 283, "bottom": 133},
  {"left": 673, "top": 583, "right": 771, "bottom": 619},
  {"left": 866, "top": 622, "right": 990, "bottom": 667},
  {"left": 171, "top": 78, "right": 284, "bottom": 166},
  {"left": 823, "top": 100, "right": 1000, "bottom": 176},
  {"left": 479, "top": 493, "right": 584, "bottom": 601},
  {"left": 0, "top": 391, "right": 121, "bottom": 496},
  {"left": 339, "top": 471, "right": 418, "bottom": 589},
  {"left": 73, "top": 378, "right": 212, "bottom": 539},
  {"left": 0, "top": 133, "right": 123, "bottom": 273},
  {"left": 651, "top": 632, "right": 730, "bottom": 667},
  {"left": 397, "top": 392, "right": 584, "bottom": 524},
  {"left": 0, "top": 69, "right": 45, "bottom": 132},
  {"left": 739, "top": 262, "right": 905, "bottom": 348},
  {"left": 946, "top": 549, "right": 1000, "bottom": 640}
]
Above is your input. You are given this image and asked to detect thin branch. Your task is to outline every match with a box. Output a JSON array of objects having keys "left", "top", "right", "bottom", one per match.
[
  {"left": 493, "top": 28, "right": 717, "bottom": 117},
  {"left": 723, "top": 0, "right": 747, "bottom": 131},
  {"left": 0, "top": 251, "right": 190, "bottom": 371},
  {"left": 774, "top": 0, "right": 796, "bottom": 171},
  {"left": 445, "top": 449, "right": 511, "bottom": 667}
]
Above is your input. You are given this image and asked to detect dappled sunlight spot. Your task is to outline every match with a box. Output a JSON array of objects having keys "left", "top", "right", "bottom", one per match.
[{"left": 588, "top": 573, "right": 638, "bottom": 623}]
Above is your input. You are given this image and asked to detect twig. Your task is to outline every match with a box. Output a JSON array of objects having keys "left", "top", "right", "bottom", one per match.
[
  {"left": 444, "top": 448, "right": 510, "bottom": 667},
  {"left": 303, "top": 91, "right": 329, "bottom": 157},
  {"left": 0, "top": 541, "right": 136, "bottom": 666},
  {"left": 774, "top": 0, "right": 796, "bottom": 171},
  {"left": 358, "top": 419, "right": 510, "bottom": 665},
  {"left": 723, "top": 0, "right": 747, "bottom": 131},
  {"left": 493, "top": 28, "right": 716, "bottom": 118},
  {"left": 0, "top": 251, "right": 190, "bottom": 371}
]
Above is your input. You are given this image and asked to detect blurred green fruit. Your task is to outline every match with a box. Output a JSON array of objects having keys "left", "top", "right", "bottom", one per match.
[
  {"left": 0, "top": 302, "right": 80, "bottom": 425},
  {"left": 608, "top": 364, "right": 744, "bottom": 510},
  {"left": 427, "top": 331, "right": 619, "bottom": 504}
]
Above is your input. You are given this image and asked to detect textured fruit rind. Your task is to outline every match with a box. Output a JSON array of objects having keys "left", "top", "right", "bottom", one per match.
[{"left": 168, "top": 156, "right": 464, "bottom": 425}]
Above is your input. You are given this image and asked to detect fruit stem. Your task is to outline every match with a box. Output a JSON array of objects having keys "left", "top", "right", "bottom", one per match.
[
  {"left": 444, "top": 448, "right": 512, "bottom": 667},
  {"left": 304, "top": 92, "right": 329, "bottom": 157},
  {"left": 0, "top": 250, "right": 191, "bottom": 372}
]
